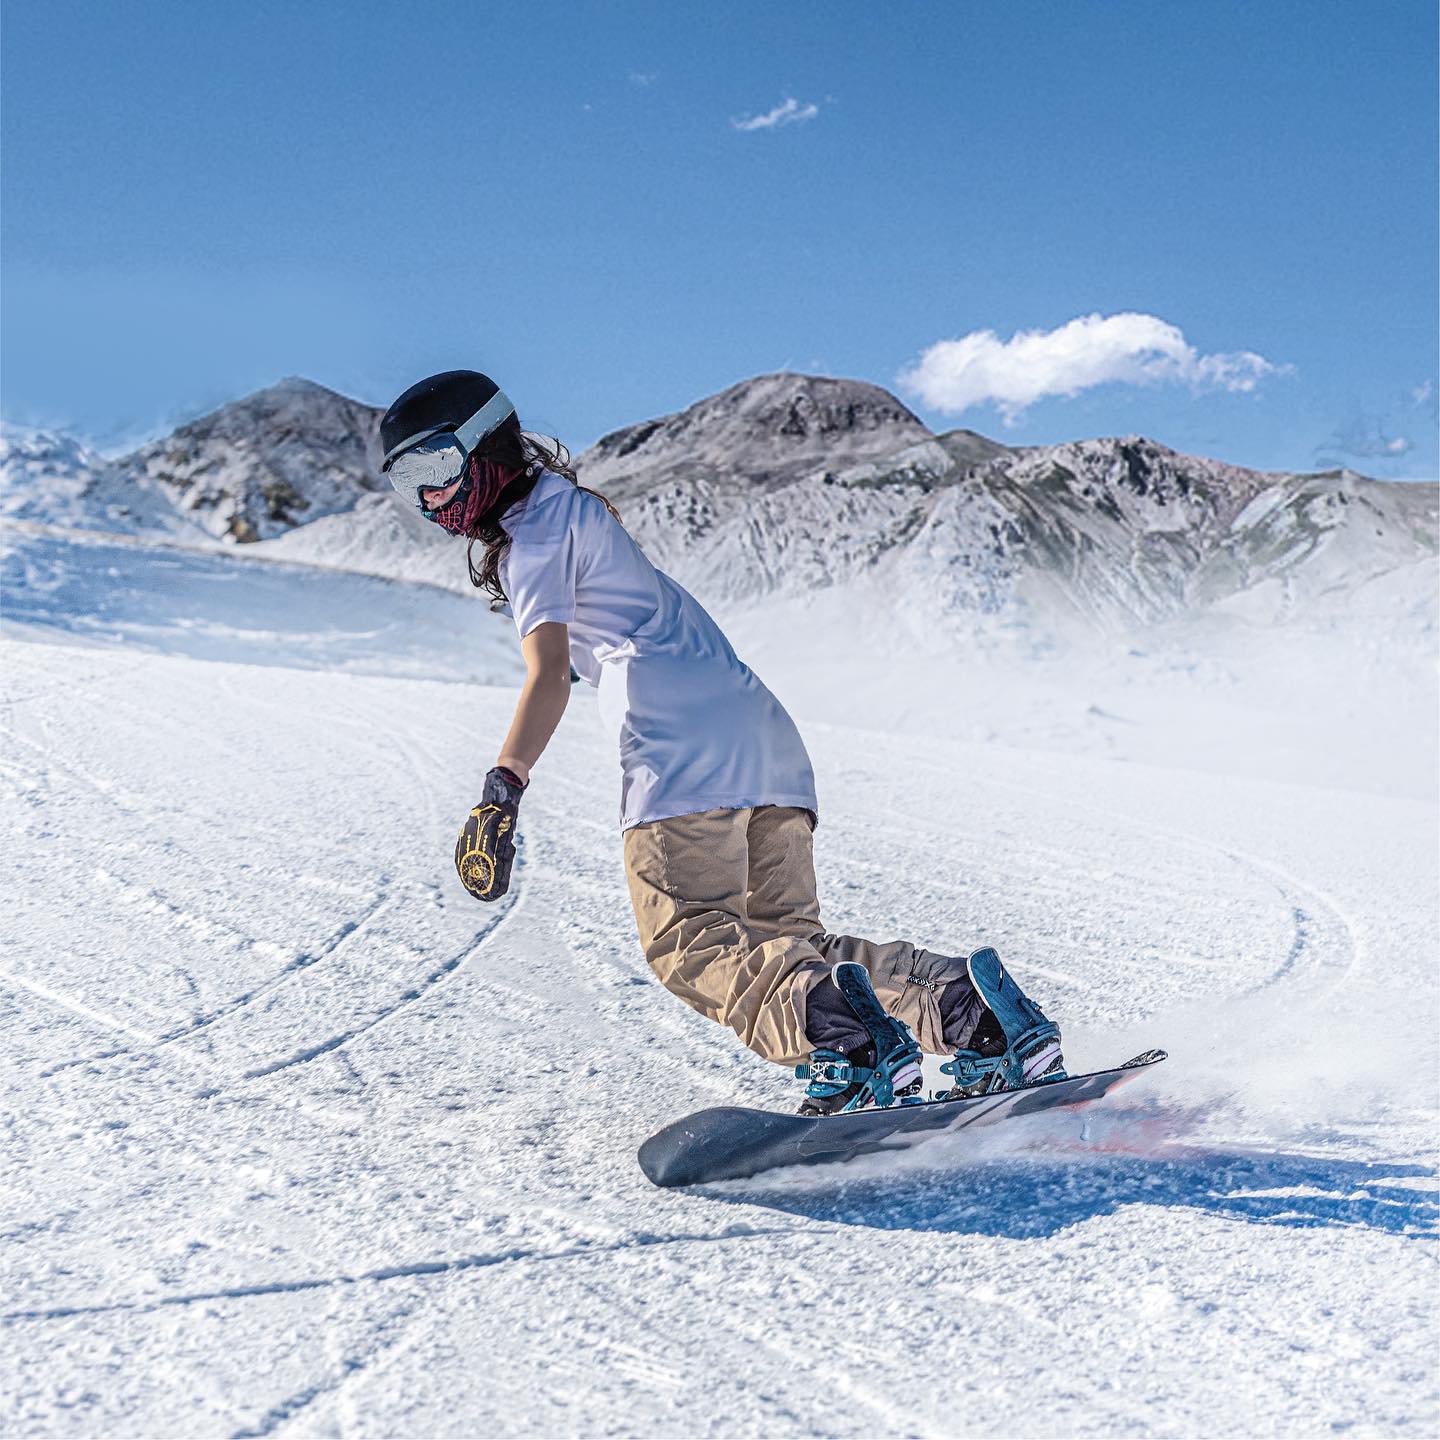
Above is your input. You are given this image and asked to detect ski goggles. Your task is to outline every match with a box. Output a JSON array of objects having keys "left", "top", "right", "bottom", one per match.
[
  {"left": 380, "top": 388, "right": 516, "bottom": 482},
  {"left": 387, "top": 435, "right": 471, "bottom": 514}
]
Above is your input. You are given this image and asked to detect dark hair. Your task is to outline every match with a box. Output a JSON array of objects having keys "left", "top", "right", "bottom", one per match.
[{"left": 463, "top": 419, "right": 620, "bottom": 602}]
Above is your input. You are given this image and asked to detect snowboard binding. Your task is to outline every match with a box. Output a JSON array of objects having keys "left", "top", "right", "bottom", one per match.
[
  {"left": 940, "top": 947, "right": 1067, "bottom": 1098},
  {"left": 795, "top": 961, "right": 924, "bottom": 1116}
]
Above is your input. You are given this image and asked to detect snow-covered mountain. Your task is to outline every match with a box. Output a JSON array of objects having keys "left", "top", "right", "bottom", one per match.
[
  {"left": 105, "top": 377, "right": 385, "bottom": 543},
  {"left": 3, "top": 372, "right": 1435, "bottom": 633},
  {"left": 2, "top": 379, "right": 382, "bottom": 544},
  {"left": 0, "top": 424, "right": 189, "bottom": 536},
  {"left": 578, "top": 370, "right": 934, "bottom": 501},
  {"left": 0, "top": 427, "right": 102, "bottom": 516},
  {"left": 591, "top": 409, "right": 1437, "bottom": 633}
]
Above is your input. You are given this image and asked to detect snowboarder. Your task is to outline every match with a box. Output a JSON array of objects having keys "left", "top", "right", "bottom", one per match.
[{"left": 378, "top": 370, "right": 1067, "bottom": 1114}]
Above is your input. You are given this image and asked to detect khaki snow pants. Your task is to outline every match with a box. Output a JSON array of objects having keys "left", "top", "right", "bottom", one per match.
[{"left": 623, "top": 805, "right": 970, "bottom": 1067}]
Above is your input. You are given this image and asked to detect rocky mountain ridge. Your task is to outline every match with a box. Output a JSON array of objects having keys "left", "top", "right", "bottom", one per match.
[
  {"left": 2, "top": 378, "right": 384, "bottom": 543},
  {"left": 578, "top": 371, "right": 933, "bottom": 501},
  {"left": 3, "top": 372, "right": 1435, "bottom": 636},
  {"left": 573, "top": 389, "right": 1435, "bottom": 631}
]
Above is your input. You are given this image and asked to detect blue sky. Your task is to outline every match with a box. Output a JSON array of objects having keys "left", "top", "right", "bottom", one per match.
[{"left": 3, "top": 0, "right": 1435, "bottom": 478}]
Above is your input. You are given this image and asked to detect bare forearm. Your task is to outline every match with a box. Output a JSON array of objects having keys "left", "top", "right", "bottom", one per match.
[{"left": 497, "top": 673, "right": 570, "bottom": 781}]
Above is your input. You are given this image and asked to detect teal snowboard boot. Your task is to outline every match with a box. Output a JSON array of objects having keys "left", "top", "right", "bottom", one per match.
[
  {"left": 939, "top": 947, "right": 1066, "bottom": 1099},
  {"left": 795, "top": 961, "right": 924, "bottom": 1116}
]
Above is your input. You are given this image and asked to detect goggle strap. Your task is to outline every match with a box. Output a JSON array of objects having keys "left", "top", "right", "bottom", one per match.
[{"left": 454, "top": 390, "right": 516, "bottom": 453}]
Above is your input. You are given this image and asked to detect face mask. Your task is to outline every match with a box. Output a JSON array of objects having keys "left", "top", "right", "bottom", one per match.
[{"left": 426, "top": 456, "right": 515, "bottom": 535}]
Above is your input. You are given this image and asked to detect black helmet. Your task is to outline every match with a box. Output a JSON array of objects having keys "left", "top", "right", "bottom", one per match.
[{"left": 378, "top": 370, "right": 516, "bottom": 471}]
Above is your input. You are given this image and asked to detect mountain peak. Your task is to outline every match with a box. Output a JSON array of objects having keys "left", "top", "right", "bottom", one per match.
[
  {"left": 671, "top": 370, "right": 928, "bottom": 440},
  {"left": 578, "top": 370, "right": 931, "bottom": 495},
  {"left": 127, "top": 378, "right": 378, "bottom": 448},
  {"left": 259, "top": 374, "right": 343, "bottom": 400},
  {"left": 104, "top": 378, "right": 385, "bottom": 543},
  {"left": 221, "top": 375, "right": 370, "bottom": 419}
]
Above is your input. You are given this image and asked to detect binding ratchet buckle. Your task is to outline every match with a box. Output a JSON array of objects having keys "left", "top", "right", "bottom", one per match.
[{"left": 796, "top": 1049, "right": 872, "bottom": 1101}]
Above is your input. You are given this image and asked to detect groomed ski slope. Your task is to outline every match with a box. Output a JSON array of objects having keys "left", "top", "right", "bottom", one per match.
[{"left": 2, "top": 530, "right": 1437, "bottom": 1439}]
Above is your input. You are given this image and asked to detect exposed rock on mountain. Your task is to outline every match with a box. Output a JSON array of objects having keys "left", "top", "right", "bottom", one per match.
[
  {"left": 107, "top": 378, "right": 384, "bottom": 543},
  {"left": 578, "top": 372, "right": 932, "bottom": 502},
  {"left": 599, "top": 418, "right": 1437, "bottom": 633},
  {"left": 2, "top": 379, "right": 385, "bottom": 545}
]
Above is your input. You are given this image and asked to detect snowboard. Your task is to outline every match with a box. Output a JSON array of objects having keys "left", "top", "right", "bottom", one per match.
[{"left": 638, "top": 1049, "right": 1167, "bottom": 1188}]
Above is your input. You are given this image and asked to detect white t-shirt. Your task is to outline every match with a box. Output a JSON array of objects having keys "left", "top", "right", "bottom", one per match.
[{"left": 499, "top": 470, "right": 818, "bottom": 831}]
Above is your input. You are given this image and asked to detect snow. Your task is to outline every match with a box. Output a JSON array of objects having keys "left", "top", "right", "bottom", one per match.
[
  {"left": 2, "top": 522, "right": 518, "bottom": 682},
  {"left": 2, "top": 522, "right": 1437, "bottom": 1438}
]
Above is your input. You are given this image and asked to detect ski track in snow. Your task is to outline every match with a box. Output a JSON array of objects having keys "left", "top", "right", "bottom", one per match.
[
  {"left": 2, "top": 1224, "right": 808, "bottom": 1325},
  {"left": 1, "top": 530, "right": 1436, "bottom": 1439},
  {"left": 975, "top": 764, "right": 1361, "bottom": 1002}
]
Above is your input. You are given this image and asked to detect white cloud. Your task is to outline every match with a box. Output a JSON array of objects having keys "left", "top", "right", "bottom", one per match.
[
  {"left": 731, "top": 96, "right": 819, "bottom": 132},
  {"left": 1315, "top": 414, "right": 1414, "bottom": 464},
  {"left": 628, "top": 71, "right": 657, "bottom": 87},
  {"left": 897, "top": 311, "right": 1287, "bottom": 426},
  {"left": 1412, "top": 379, "right": 1434, "bottom": 407}
]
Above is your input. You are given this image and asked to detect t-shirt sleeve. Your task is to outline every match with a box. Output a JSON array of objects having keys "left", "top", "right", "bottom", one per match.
[{"left": 505, "top": 528, "right": 577, "bottom": 638}]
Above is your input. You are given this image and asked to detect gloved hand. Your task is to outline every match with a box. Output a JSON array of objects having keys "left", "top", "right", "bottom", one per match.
[{"left": 455, "top": 766, "right": 527, "bottom": 901}]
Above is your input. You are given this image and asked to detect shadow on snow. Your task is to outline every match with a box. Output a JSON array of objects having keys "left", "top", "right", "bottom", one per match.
[{"left": 702, "top": 1139, "right": 1438, "bottom": 1242}]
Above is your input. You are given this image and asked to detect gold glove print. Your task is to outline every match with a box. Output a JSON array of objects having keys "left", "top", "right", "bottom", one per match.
[{"left": 455, "top": 766, "right": 527, "bottom": 901}]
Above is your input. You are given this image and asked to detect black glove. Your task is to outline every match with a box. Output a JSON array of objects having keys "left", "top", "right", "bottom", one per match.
[{"left": 455, "top": 766, "right": 527, "bottom": 902}]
